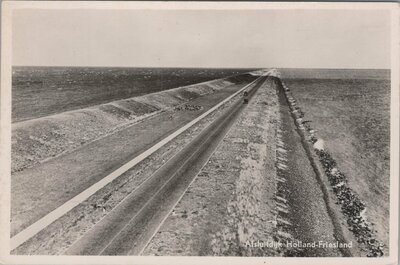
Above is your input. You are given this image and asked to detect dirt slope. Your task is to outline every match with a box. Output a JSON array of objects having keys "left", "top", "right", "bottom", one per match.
[{"left": 12, "top": 74, "right": 255, "bottom": 173}]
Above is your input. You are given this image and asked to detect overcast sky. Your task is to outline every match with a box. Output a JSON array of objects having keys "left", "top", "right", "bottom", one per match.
[{"left": 12, "top": 8, "right": 391, "bottom": 68}]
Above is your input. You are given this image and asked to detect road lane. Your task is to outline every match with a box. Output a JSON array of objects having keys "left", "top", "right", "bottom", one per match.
[
  {"left": 64, "top": 76, "right": 268, "bottom": 255},
  {"left": 11, "top": 76, "right": 262, "bottom": 251}
]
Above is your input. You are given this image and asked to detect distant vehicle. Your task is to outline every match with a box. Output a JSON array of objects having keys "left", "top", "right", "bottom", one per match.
[{"left": 243, "top": 91, "right": 249, "bottom": 104}]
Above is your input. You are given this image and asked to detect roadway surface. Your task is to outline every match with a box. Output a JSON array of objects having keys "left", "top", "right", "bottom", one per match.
[
  {"left": 64, "top": 76, "right": 268, "bottom": 255},
  {"left": 12, "top": 73, "right": 356, "bottom": 257},
  {"left": 11, "top": 79, "right": 257, "bottom": 238}
]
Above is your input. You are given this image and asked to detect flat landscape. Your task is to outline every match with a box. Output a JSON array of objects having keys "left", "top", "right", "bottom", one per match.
[
  {"left": 10, "top": 68, "right": 391, "bottom": 257},
  {"left": 12, "top": 67, "right": 254, "bottom": 122}
]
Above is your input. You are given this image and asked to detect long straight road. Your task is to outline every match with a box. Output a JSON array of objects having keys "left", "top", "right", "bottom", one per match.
[
  {"left": 64, "top": 76, "right": 268, "bottom": 255},
  {"left": 11, "top": 71, "right": 364, "bottom": 257},
  {"left": 11, "top": 77, "right": 256, "bottom": 238}
]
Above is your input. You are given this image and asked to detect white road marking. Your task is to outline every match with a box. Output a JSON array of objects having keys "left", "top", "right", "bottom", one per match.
[
  {"left": 276, "top": 201, "right": 289, "bottom": 210},
  {"left": 275, "top": 195, "right": 288, "bottom": 204},
  {"left": 10, "top": 75, "right": 265, "bottom": 251},
  {"left": 276, "top": 177, "right": 287, "bottom": 183},
  {"left": 277, "top": 218, "right": 292, "bottom": 226},
  {"left": 277, "top": 147, "right": 287, "bottom": 154},
  {"left": 277, "top": 163, "right": 288, "bottom": 170},
  {"left": 277, "top": 230, "right": 293, "bottom": 240},
  {"left": 277, "top": 156, "right": 288, "bottom": 162},
  {"left": 276, "top": 206, "right": 289, "bottom": 214}
]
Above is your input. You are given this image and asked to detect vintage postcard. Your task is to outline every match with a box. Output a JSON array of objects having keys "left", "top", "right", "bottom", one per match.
[{"left": 0, "top": 1, "right": 398, "bottom": 264}]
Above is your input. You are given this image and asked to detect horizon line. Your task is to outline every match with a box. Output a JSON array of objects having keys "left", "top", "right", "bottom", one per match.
[{"left": 12, "top": 65, "right": 391, "bottom": 70}]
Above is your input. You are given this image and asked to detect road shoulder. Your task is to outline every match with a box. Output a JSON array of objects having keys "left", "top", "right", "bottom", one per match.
[{"left": 143, "top": 78, "right": 280, "bottom": 256}]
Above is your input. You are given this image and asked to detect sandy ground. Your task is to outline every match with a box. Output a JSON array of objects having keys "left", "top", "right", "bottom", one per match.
[{"left": 142, "top": 78, "right": 280, "bottom": 256}]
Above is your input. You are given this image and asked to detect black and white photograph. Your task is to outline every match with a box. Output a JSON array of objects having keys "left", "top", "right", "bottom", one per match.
[{"left": 0, "top": 2, "right": 398, "bottom": 264}]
